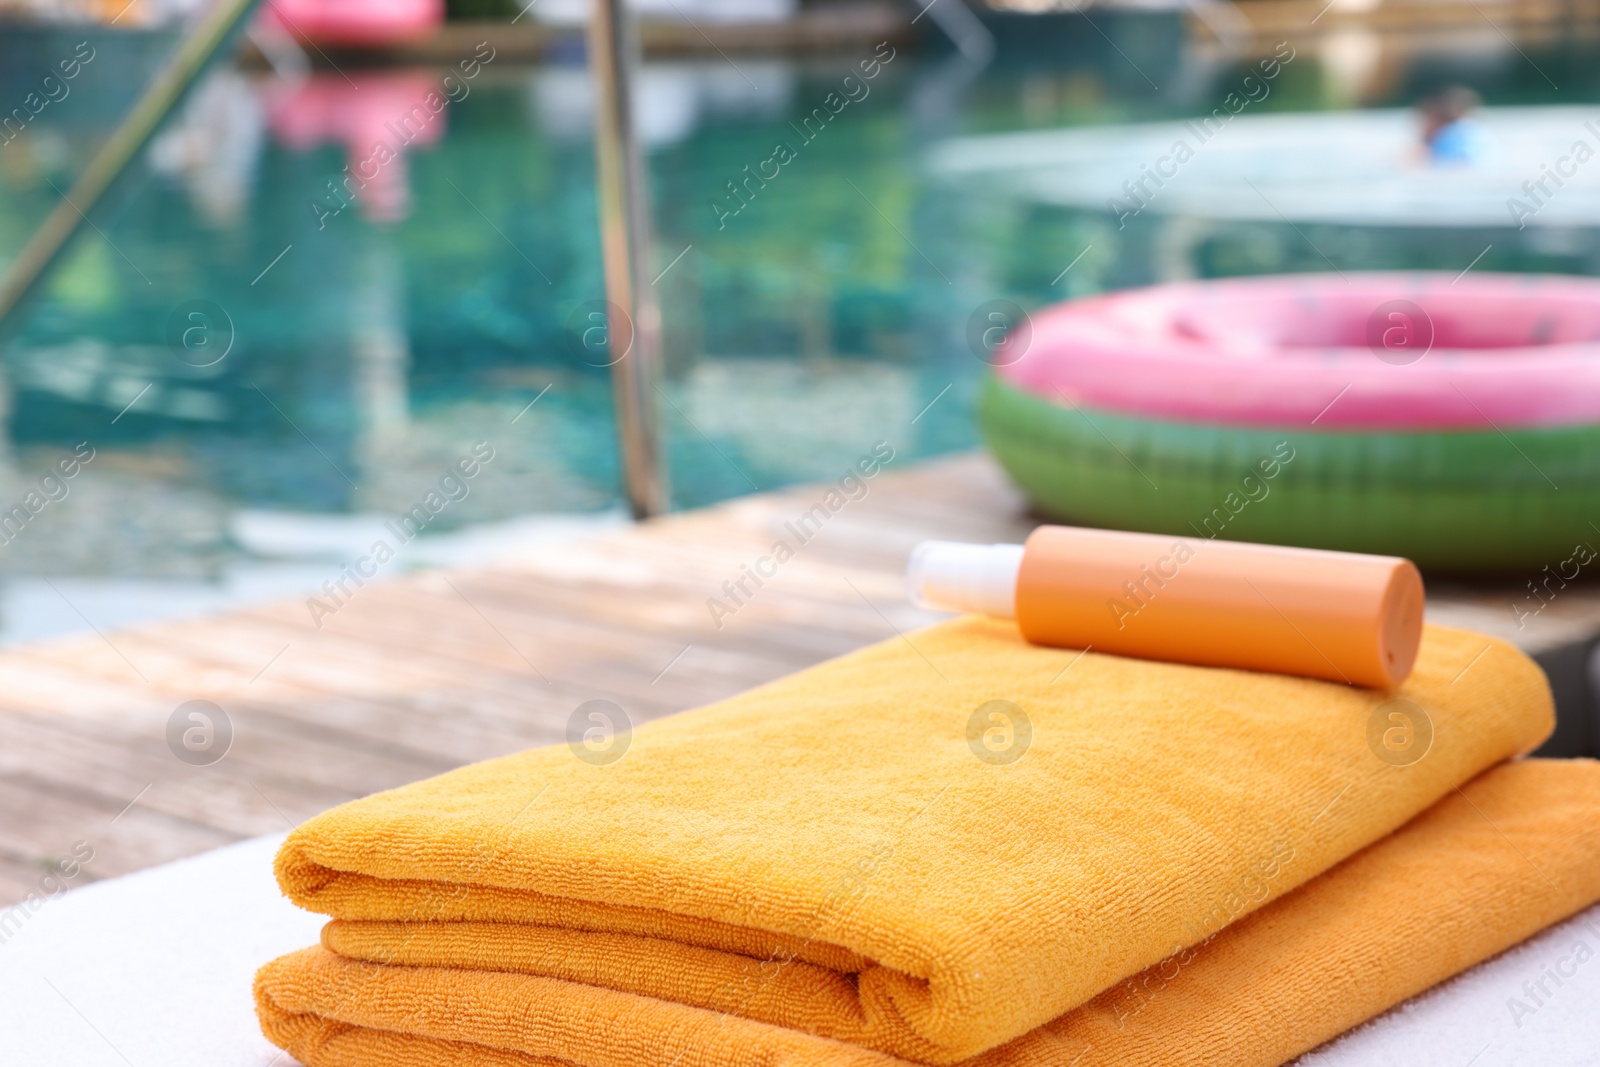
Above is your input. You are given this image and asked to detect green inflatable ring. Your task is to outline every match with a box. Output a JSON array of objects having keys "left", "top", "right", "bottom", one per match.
[{"left": 977, "top": 376, "right": 1600, "bottom": 572}]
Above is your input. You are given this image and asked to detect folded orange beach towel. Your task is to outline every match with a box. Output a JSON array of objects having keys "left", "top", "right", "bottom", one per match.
[
  {"left": 259, "top": 758, "right": 1600, "bottom": 1067},
  {"left": 269, "top": 618, "right": 1551, "bottom": 1063}
]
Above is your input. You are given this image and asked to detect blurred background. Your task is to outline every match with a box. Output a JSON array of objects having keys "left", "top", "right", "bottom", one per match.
[{"left": 0, "top": 0, "right": 1597, "bottom": 645}]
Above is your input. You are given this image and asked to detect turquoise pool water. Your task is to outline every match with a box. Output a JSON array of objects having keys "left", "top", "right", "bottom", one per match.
[{"left": 0, "top": 19, "right": 1596, "bottom": 639}]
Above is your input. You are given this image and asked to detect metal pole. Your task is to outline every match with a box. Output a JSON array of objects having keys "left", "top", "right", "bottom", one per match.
[
  {"left": 588, "top": 0, "right": 669, "bottom": 519},
  {"left": 0, "top": 0, "right": 263, "bottom": 331}
]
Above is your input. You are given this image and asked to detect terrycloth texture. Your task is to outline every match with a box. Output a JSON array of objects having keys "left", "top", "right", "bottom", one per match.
[
  {"left": 258, "top": 759, "right": 1600, "bottom": 1067},
  {"left": 271, "top": 619, "right": 1551, "bottom": 1062}
]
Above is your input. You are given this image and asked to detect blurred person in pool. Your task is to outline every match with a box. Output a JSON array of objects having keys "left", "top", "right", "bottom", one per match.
[{"left": 1419, "top": 85, "right": 1490, "bottom": 166}]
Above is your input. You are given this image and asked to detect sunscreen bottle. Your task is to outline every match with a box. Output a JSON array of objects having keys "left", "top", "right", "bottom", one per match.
[{"left": 907, "top": 525, "right": 1424, "bottom": 688}]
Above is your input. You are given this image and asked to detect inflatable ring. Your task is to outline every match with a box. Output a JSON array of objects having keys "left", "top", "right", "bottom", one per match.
[
  {"left": 979, "top": 272, "right": 1600, "bottom": 571},
  {"left": 998, "top": 272, "right": 1600, "bottom": 429},
  {"left": 978, "top": 377, "right": 1600, "bottom": 571}
]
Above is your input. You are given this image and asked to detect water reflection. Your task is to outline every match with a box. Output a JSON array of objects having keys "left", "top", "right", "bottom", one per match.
[
  {"left": 530, "top": 61, "right": 797, "bottom": 146},
  {"left": 147, "top": 68, "right": 265, "bottom": 228},
  {"left": 528, "top": 0, "right": 795, "bottom": 26},
  {"left": 266, "top": 71, "right": 448, "bottom": 223}
]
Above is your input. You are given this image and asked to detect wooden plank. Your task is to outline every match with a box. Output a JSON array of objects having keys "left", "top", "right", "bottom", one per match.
[
  {"left": 0, "top": 775, "right": 236, "bottom": 888},
  {"left": 1200, "top": 0, "right": 1600, "bottom": 39}
]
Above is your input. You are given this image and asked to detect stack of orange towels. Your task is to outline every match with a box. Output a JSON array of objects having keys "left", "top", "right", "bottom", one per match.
[{"left": 256, "top": 618, "right": 1600, "bottom": 1067}]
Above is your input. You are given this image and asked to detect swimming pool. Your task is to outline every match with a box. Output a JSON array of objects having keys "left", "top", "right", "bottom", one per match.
[{"left": 0, "top": 17, "right": 1595, "bottom": 641}]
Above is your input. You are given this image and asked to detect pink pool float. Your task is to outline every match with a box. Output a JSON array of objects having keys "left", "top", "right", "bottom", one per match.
[
  {"left": 259, "top": 0, "right": 443, "bottom": 47},
  {"left": 1000, "top": 272, "right": 1600, "bottom": 430},
  {"left": 978, "top": 272, "right": 1600, "bottom": 570}
]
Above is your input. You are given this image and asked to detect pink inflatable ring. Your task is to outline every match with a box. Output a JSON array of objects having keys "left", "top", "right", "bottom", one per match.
[
  {"left": 978, "top": 271, "right": 1600, "bottom": 569},
  {"left": 1000, "top": 272, "right": 1600, "bottom": 429}
]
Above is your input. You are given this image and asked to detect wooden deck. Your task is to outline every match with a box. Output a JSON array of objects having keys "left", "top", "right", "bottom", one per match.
[
  {"left": 1, "top": 452, "right": 1597, "bottom": 906},
  {"left": 1215, "top": 0, "right": 1600, "bottom": 41}
]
